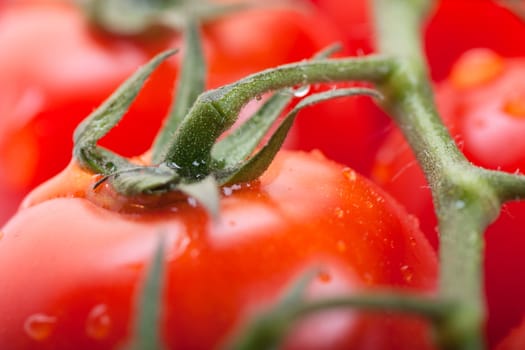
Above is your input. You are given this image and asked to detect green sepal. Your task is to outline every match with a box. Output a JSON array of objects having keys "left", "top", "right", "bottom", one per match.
[
  {"left": 98, "top": 164, "right": 181, "bottom": 195},
  {"left": 74, "top": 49, "right": 177, "bottom": 175},
  {"left": 211, "top": 92, "right": 293, "bottom": 169},
  {"left": 152, "top": 19, "right": 206, "bottom": 164},
  {"left": 219, "top": 87, "right": 381, "bottom": 185},
  {"left": 126, "top": 238, "right": 166, "bottom": 350}
]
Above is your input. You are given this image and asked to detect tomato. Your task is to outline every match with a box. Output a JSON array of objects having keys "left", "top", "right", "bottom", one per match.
[
  {"left": 424, "top": 0, "right": 525, "bottom": 81},
  {"left": 372, "top": 48, "right": 525, "bottom": 347},
  {"left": 0, "top": 1, "right": 341, "bottom": 225},
  {"left": 0, "top": 149, "right": 437, "bottom": 349}
]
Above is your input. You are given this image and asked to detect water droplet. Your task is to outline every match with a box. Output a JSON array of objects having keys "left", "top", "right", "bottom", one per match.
[
  {"left": 86, "top": 304, "right": 111, "bottom": 340},
  {"left": 400, "top": 265, "right": 414, "bottom": 283},
  {"left": 342, "top": 168, "right": 357, "bottom": 182},
  {"left": 455, "top": 200, "right": 466, "bottom": 209},
  {"left": 293, "top": 85, "right": 310, "bottom": 98},
  {"left": 334, "top": 207, "right": 345, "bottom": 219},
  {"left": 408, "top": 236, "right": 417, "bottom": 247},
  {"left": 223, "top": 187, "right": 233, "bottom": 196},
  {"left": 24, "top": 313, "right": 57, "bottom": 341},
  {"left": 166, "top": 161, "right": 182, "bottom": 170},
  {"left": 365, "top": 200, "right": 374, "bottom": 209},
  {"left": 318, "top": 271, "right": 332, "bottom": 283},
  {"left": 187, "top": 197, "right": 198, "bottom": 207}
]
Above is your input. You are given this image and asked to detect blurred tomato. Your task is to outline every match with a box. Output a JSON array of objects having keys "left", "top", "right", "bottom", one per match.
[
  {"left": 425, "top": 0, "right": 525, "bottom": 81},
  {"left": 0, "top": 0, "right": 341, "bottom": 225}
]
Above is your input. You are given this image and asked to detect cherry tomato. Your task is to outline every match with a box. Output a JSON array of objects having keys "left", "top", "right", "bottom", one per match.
[
  {"left": 0, "top": 1, "right": 341, "bottom": 225},
  {"left": 0, "top": 149, "right": 437, "bottom": 349},
  {"left": 424, "top": 0, "right": 525, "bottom": 81},
  {"left": 372, "top": 48, "right": 525, "bottom": 347}
]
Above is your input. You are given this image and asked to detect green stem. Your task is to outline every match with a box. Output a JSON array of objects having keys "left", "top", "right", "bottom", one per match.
[
  {"left": 373, "top": 0, "right": 501, "bottom": 349},
  {"left": 164, "top": 55, "right": 395, "bottom": 177},
  {"left": 229, "top": 292, "right": 455, "bottom": 350}
]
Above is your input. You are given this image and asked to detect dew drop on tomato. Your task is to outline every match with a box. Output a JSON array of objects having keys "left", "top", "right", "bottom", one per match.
[
  {"left": 400, "top": 265, "right": 414, "bottom": 283},
  {"left": 334, "top": 207, "right": 345, "bottom": 219},
  {"left": 23, "top": 313, "right": 56, "bottom": 341},
  {"left": 85, "top": 304, "right": 112, "bottom": 340},
  {"left": 341, "top": 167, "right": 357, "bottom": 182}
]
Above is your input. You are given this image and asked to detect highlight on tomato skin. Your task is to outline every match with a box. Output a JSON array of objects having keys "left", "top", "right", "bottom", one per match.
[
  {"left": 372, "top": 48, "right": 525, "bottom": 348},
  {"left": 0, "top": 0, "right": 343, "bottom": 226},
  {"left": 0, "top": 149, "right": 437, "bottom": 349}
]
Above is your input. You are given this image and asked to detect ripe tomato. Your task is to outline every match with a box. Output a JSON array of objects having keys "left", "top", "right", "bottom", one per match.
[
  {"left": 424, "top": 0, "right": 525, "bottom": 81},
  {"left": 0, "top": 1, "right": 341, "bottom": 225},
  {"left": 0, "top": 149, "right": 437, "bottom": 349},
  {"left": 372, "top": 48, "right": 525, "bottom": 347}
]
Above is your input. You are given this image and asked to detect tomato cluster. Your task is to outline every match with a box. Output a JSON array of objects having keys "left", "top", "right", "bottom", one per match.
[{"left": 2, "top": 0, "right": 525, "bottom": 349}]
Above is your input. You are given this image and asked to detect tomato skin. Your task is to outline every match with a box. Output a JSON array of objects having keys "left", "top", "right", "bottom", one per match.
[
  {"left": 0, "top": 150, "right": 437, "bottom": 349},
  {"left": 0, "top": 1, "right": 342, "bottom": 225},
  {"left": 372, "top": 49, "right": 525, "bottom": 347},
  {"left": 497, "top": 317, "right": 525, "bottom": 350}
]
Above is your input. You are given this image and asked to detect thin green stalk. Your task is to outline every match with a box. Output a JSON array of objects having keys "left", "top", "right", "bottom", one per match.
[{"left": 373, "top": 0, "right": 501, "bottom": 349}]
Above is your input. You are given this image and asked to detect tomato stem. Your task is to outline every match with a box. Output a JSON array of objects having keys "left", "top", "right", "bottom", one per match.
[
  {"left": 164, "top": 54, "right": 394, "bottom": 177},
  {"left": 228, "top": 285, "right": 455, "bottom": 350},
  {"left": 372, "top": 0, "right": 506, "bottom": 349},
  {"left": 126, "top": 238, "right": 167, "bottom": 350}
]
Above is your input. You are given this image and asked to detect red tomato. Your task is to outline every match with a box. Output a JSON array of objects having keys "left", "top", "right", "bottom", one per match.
[
  {"left": 424, "top": 0, "right": 525, "bottom": 81},
  {"left": 0, "top": 149, "right": 437, "bottom": 349},
  {"left": 0, "top": 1, "right": 341, "bottom": 225},
  {"left": 372, "top": 48, "right": 525, "bottom": 347}
]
